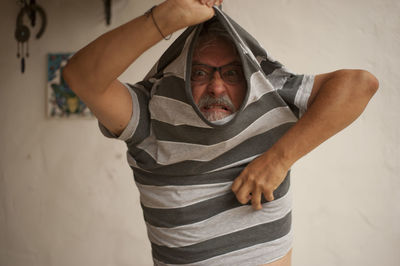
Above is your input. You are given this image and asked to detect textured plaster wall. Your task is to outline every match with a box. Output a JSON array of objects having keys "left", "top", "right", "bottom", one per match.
[{"left": 0, "top": 0, "right": 399, "bottom": 266}]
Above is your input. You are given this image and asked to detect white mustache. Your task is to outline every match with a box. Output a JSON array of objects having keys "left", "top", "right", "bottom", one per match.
[
  {"left": 197, "top": 94, "right": 236, "bottom": 113},
  {"left": 197, "top": 94, "right": 236, "bottom": 121}
]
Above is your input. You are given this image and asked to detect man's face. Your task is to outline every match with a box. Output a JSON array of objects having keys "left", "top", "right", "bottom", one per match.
[{"left": 191, "top": 38, "right": 247, "bottom": 121}]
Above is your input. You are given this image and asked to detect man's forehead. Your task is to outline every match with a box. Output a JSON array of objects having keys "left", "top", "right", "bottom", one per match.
[
  {"left": 195, "top": 36, "right": 236, "bottom": 52},
  {"left": 191, "top": 60, "right": 242, "bottom": 66},
  {"left": 192, "top": 37, "right": 241, "bottom": 65}
]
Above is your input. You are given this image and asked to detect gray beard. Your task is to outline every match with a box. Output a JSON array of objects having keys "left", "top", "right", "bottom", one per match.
[
  {"left": 197, "top": 94, "right": 236, "bottom": 122},
  {"left": 202, "top": 110, "right": 231, "bottom": 121}
]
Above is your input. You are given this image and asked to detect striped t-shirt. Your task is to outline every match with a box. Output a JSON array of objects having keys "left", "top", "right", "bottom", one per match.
[{"left": 99, "top": 7, "right": 314, "bottom": 266}]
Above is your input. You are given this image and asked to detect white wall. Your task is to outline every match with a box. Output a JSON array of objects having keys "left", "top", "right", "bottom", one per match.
[{"left": 1, "top": 0, "right": 399, "bottom": 266}]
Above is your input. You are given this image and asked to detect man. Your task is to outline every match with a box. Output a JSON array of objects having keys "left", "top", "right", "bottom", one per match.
[{"left": 62, "top": 0, "right": 378, "bottom": 265}]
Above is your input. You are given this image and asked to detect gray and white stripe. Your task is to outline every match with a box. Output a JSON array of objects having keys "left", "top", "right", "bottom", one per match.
[
  {"left": 146, "top": 189, "right": 292, "bottom": 247},
  {"left": 137, "top": 181, "right": 233, "bottom": 209},
  {"left": 138, "top": 106, "right": 297, "bottom": 165},
  {"left": 153, "top": 230, "right": 293, "bottom": 266},
  {"left": 151, "top": 211, "right": 292, "bottom": 264}
]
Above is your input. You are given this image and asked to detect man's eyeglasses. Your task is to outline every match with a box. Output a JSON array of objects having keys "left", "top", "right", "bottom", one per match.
[{"left": 191, "top": 63, "right": 245, "bottom": 84}]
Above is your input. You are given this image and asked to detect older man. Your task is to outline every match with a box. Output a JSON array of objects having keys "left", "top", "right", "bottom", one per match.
[{"left": 63, "top": 0, "right": 378, "bottom": 265}]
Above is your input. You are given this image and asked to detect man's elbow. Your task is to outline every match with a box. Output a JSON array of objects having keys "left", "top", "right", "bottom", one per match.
[
  {"left": 350, "top": 69, "right": 379, "bottom": 99},
  {"left": 61, "top": 62, "right": 75, "bottom": 92},
  {"left": 328, "top": 69, "right": 378, "bottom": 105},
  {"left": 62, "top": 59, "right": 85, "bottom": 96}
]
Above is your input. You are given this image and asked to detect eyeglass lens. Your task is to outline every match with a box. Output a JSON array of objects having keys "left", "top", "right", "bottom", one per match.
[{"left": 191, "top": 64, "right": 244, "bottom": 84}]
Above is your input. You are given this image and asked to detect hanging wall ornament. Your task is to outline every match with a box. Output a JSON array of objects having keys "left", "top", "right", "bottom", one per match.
[
  {"left": 15, "top": 0, "right": 47, "bottom": 73},
  {"left": 103, "top": 0, "right": 111, "bottom": 25}
]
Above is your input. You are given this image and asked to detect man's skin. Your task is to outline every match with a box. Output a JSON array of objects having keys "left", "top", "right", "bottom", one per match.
[{"left": 62, "top": 0, "right": 379, "bottom": 265}]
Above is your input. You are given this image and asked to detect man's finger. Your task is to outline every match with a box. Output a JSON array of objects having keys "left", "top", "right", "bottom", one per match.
[
  {"left": 199, "top": 0, "right": 213, "bottom": 6},
  {"left": 251, "top": 188, "right": 262, "bottom": 210},
  {"left": 231, "top": 177, "right": 243, "bottom": 193},
  {"left": 203, "top": 0, "right": 222, "bottom": 7},
  {"left": 214, "top": 0, "right": 223, "bottom": 6},
  {"left": 205, "top": 0, "right": 214, "bottom": 7},
  {"left": 236, "top": 182, "right": 253, "bottom": 204},
  {"left": 264, "top": 189, "right": 275, "bottom": 202}
]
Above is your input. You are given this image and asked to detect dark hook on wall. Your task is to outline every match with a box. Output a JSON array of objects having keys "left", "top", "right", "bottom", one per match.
[
  {"left": 104, "top": 0, "right": 111, "bottom": 25},
  {"left": 15, "top": 0, "right": 47, "bottom": 73},
  {"left": 28, "top": 0, "right": 37, "bottom": 27}
]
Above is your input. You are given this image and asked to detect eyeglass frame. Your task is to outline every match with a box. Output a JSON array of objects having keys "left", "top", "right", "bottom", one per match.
[{"left": 190, "top": 62, "right": 245, "bottom": 84}]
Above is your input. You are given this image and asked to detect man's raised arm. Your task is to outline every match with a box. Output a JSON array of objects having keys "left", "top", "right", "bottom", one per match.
[
  {"left": 232, "top": 69, "right": 379, "bottom": 210},
  {"left": 62, "top": 0, "right": 222, "bottom": 136}
]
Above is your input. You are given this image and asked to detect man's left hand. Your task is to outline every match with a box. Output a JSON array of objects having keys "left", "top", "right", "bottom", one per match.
[{"left": 231, "top": 152, "right": 289, "bottom": 210}]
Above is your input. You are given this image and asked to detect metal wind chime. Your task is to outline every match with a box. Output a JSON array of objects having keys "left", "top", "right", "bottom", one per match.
[{"left": 15, "top": 0, "right": 47, "bottom": 73}]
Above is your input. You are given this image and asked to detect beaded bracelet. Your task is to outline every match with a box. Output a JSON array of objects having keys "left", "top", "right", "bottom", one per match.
[{"left": 145, "top": 5, "right": 172, "bottom": 40}]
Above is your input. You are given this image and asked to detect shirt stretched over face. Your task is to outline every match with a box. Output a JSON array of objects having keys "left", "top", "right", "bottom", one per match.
[{"left": 99, "top": 7, "right": 314, "bottom": 266}]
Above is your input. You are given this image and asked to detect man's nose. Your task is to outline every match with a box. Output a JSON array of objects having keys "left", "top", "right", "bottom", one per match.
[{"left": 207, "top": 71, "right": 227, "bottom": 97}]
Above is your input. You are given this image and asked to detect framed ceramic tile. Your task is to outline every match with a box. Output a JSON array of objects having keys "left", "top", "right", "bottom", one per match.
[{"left": 47, "top": 53, "right": 93, "bottom": 118}]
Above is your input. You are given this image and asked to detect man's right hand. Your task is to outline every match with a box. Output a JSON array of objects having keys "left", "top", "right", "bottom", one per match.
[{"left": 164, "top": 0, "right": 223, "bottom": 30}]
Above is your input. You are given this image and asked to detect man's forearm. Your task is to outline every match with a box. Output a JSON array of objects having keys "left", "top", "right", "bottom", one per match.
[
  {"left": 63, "top": 2, "right": 185, "bottom": 94},
  {"left": 268, "top": 69, "right": 379, "bottom": 169},
  {"left": 63, "top": 1, "right": 222, "bottom": 94}
]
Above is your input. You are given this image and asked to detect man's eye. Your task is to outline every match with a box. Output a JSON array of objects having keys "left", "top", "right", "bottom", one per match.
[
  {"left": 194, "top": 70, "right": 207, "bottom": 76},
  {"left": 224, "top": 70, "right": 239, "bottom": 77},
  {"left": 192, "top": 69, "right": 210, "bottom": 80}
]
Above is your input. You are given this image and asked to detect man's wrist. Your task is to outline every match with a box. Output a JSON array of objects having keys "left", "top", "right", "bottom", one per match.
[
  {"left": 145, "top": 6, "right": 173, "bottom": 40},
  {"left": 151, "top": 1, "right": 216, "bottom": 37},
  {"left": 151, "top": 2, "right": 189, "bottom": 38},
  {"left": 264, "top": 144, "right": 295, "bottom": 172}
]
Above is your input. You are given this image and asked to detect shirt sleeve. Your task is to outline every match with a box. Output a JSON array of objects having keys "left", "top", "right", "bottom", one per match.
[
  {"left": 98, "top": 82, "right": 148, "bottom": 142},
  {"left": 260, "top": 55, "right": 315, "bottom": 118}
]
